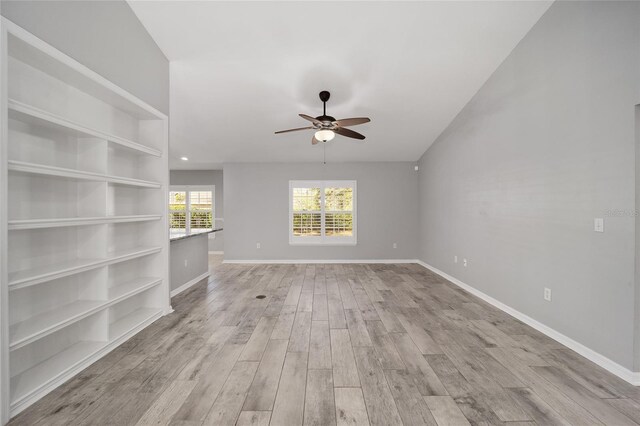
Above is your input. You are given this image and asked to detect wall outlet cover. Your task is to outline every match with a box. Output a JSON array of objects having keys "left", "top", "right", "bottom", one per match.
[
  {"left": 544, "top": 287, "right": 552, "bottom": 302},
  {"left": 594, "top": 218, "right": 604, "bottom": 232}
]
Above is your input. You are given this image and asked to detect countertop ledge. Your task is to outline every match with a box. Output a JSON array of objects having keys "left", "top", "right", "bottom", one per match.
[{"left": 170, "top": 228, "right": 223, "bottom": 242}]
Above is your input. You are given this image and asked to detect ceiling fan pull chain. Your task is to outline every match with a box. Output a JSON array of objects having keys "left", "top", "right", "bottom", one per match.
[{"left": 323, "top": 142, "right": 326, "bottom": 165}]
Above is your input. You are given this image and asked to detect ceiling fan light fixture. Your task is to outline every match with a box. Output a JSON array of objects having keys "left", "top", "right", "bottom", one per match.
[{"left": 315, "top": 129, "right": 335, "bottom": 142}]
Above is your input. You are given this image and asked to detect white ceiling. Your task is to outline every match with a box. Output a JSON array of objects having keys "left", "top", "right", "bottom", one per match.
[{"left": 129, "top": 1, "right": 552, "bottom": 170}]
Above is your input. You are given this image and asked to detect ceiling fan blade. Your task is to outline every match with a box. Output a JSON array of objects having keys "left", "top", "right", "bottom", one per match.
[
  {"left": 312, "top": 135, "right": 320, "bottom": 145},
  {"left": 333, "top": 117, "right": 370, "bottom": 127},
  {"left": 335, "top": 127, "right": 366, "bottom": 140},
  {"left": 299, "top": 114, "right": 322, "bottom": 125},
  {"left": 275, "top": 126, "right": 313, "bottom": 134}
]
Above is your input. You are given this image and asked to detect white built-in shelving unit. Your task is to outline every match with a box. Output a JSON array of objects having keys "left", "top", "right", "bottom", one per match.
[{"left": 0, "top": 19, "right": 170, "bottom": 422}]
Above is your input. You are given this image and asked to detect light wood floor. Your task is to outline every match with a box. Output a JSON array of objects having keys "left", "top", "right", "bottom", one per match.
[{"left": 10, "top": 256, "right": 640, "bottom": 425}]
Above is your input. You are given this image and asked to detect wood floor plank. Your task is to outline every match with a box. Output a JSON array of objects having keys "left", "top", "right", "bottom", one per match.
[
  {"left": 135, "top": 380, "right": 196, "bottom": 425},
  {"left": 239, "top": 316, "right": 277, "bottom": 361},
  {"left": 289, "top": 311, "right": 313, "bottom": 352},
  {"left": 331, "top": 329, "right": 361, "bottom": 387},
  {"left": 236, "top": 411, "right": 271, "bottom": 426},
  {"left": 372, "top": 301, "right": 405, "bottom": 333},
  {"left": 391, "top": 333, "right": 448, "bottom": 396},
  {"left": 486, "top": 347, "right": 603, "bottom": 424},
  {"left": 203, "top": 361, "right": 259, "bottom": 425},
  {"left": 327, "top": 277, "right": 348, "bottom": 329},
  {"left": 384, "top": 369, "right": 438, "bottom": 426},
  {"left": 304, "top": 369, "right": 336, "bottom": 426},
  {"left": 352, "top": 346, "right": 403, "bottom": 426},
  {"left": 271, "top": 352, "right": 308, "bottom": 426},
  {"left": 171, "top": 342, "right": 245, "bottom": 424},
  {"left": 271, "top": 304, "right": 297, "bottom": 340},
  {"left": 532, "top": 366, "right": 637, "bottom": 425},
  {"left": 334, "top": 387, "right": 370, "bottom": 426},
  {"left": 313, "top": 293, "right": 329, "bottom": 321},
  {"left": 607, "top": 398, "right": 640, "bottom": 424},
  {"left": 338, "top": 279, "right": 359, "bottom": 310},
  {"left": 309, "top": 320, "right": 332, "bottom": 369},
  {"left": 345, "top": 309, "right": 373, "bottom": 347},
  {"left": 506, "top": 387, "right": 571, "bottom": 426},
  {"left": 243, "top": 339, "right": 288, "bottom": 411},
  {"left": 439, "top": 343, "right": 530, "bottom": 422},
  {"left": 298, "top": 292, "right": 314, "bottom": 312},
  {"left": 541, "top": 349, "right": 626, "bottom": 399},
  {"left": 365, "top": 320, "right": 405, "bottom": 369},
  {"left": 424, "top": 396, "right": 471, "bottom": 426},
  {"left": 284, "top": 284, "right": 303, "bottom": 306},
  {"left": 396, "top": 310, "right": 442, "bottom": 355}
]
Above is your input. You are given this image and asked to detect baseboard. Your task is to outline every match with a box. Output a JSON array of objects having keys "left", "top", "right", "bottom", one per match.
[
  {"left": 170, "top": 272, "right": 210, "bottom": 297},
  {"left": 208, "top": 251, "right": 224, "bottom": 254},
  {"left": 415, "top": 260, "right": 640, "bottom": 386},
  {"left": 222, "top": 259, "right": 420, "bottom": 265}
]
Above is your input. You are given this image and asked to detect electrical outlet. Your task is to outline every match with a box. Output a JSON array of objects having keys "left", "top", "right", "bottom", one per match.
[
  {"left": 256, "top": 242, "right": 261, "bottom": 249},
  {"left": 544, "top": 287, "right": 552, "bottom": 302},
  {"left": 594, "top": 218, "right": 604, "bottom": 232},
  {"left": 184, "top": 259, "right": 188, "bottom": 267},
  {"left": 454, "top": 255, "right": 458, "bottom": 263},
  {"left": 393, "top": 243, "right": 397, "bottom": 249},
  {"left": 463, "top": 258, "right": 468, "bottom": 267}
]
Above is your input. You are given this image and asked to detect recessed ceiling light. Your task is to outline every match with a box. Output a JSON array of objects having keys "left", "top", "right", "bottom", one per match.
[{"left": 180, "top": 156, "right": 189, "bottom": 161}]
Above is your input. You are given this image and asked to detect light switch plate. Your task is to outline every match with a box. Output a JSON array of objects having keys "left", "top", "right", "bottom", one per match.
[{"left": 594, "top": 218, "right": 604, "bottom": 233}]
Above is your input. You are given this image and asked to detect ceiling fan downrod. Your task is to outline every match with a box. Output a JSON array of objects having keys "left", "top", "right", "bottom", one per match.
[{"left": 319, "top": 90, "right": 330, "bottom": 117}]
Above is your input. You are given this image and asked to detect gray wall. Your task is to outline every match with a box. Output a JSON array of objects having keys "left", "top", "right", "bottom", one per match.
[
  {"left": 1, "top": 0, "right": 169, "bottom": 114},
  {"left": 170, "top": 170, "right": 224, "bottom": 252},
  {"left": 170, "top": 234, "right": 209, "bottom": 294},
  {"left": 224, "top": 162, "right": 418, "bottom": 261},
  {"left": 417, "top": 1, "right": 640, "bottom": 370}
]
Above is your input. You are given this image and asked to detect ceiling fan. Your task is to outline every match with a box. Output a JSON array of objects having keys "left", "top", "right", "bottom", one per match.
[{"left": 275, "top": 91, "right": 370, "bottom": 145}]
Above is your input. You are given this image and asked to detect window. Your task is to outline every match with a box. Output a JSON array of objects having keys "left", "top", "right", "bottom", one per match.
[
  {"left": 289, "top": 180, "right": 356, "bottom": 245},
  {"left": 169, "top": 186, "right": 214, "bottom": 235}
]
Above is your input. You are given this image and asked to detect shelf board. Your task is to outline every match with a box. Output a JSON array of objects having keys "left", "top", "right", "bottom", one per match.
[
  {"left": 9, "top": 99, "right": 162, "bottom": 157},
  {"left": 108, "top": 277, "right": 162, "bottom": 304},
  {"left": 8, "top": 215, "right": 162, "bottom": 230},
  {"left": 8, "top": 160, "right": 162, "bottom": 188},
  {"left": 9, "top": 246, "right": 162, "bottom": 290},
  {"left": 10, "top": 340, "right": 105, "bottom": 407},
  {"left": 109, "top": 307, "right": 163, "bottom": 342},
  {"left": 9, "top": 300, "right": 104, "bottom": 350},
  {"left": 9, "top": 277, "right": 162, "bottom": 350}
]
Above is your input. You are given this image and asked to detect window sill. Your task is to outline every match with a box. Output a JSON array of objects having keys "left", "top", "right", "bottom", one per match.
[{"left": 289, "top": 241, "right": 357, "bottom": 246}]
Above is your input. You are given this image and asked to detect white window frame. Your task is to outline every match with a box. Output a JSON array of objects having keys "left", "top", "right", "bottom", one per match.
[
  {"left": 289, "top": 180, "right": 357, "bottom": 246},
  {"left": 169, "top": 185, "right": 215, "bottom": 235}
]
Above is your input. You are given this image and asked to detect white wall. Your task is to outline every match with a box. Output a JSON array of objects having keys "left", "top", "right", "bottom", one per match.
[
  {"left": 224, "top": 162, "right": 418, "bottom": 261},
  {"left": 170, "top": 170, "right": 224, "bottom": 252},
  {"left": 170, "top": 234, "right": 208, "bottom": 294},
  {"left": 417, "top": 1, "right": 640, "bottom": 371},
  {"left": 0, "top": 0, "right": 169, "bottom": 114}
]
